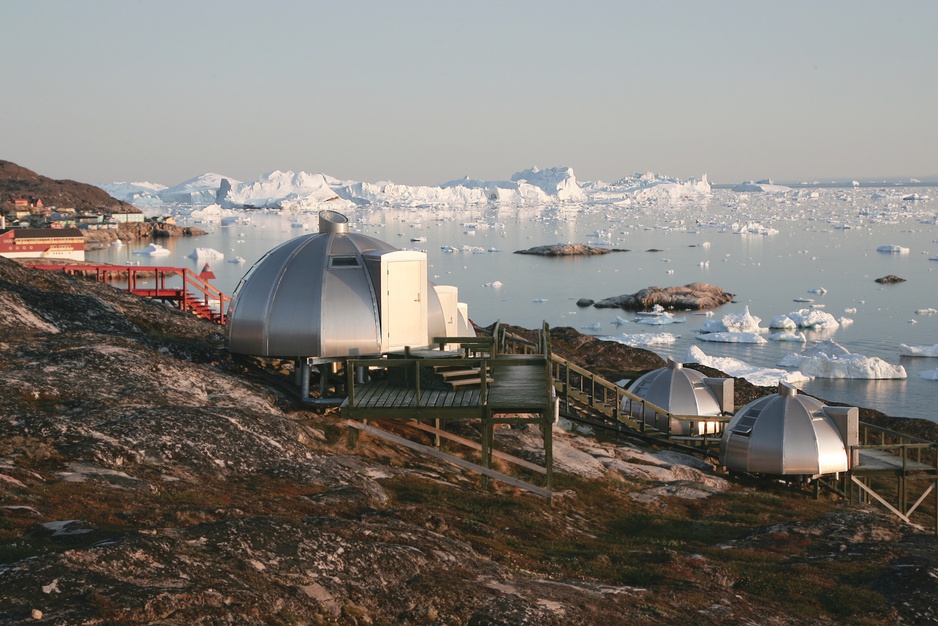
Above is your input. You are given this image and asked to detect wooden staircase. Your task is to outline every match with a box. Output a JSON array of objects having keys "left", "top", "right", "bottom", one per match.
[{"left": 434, "top": 364, "right": 494, "bottom": 389}]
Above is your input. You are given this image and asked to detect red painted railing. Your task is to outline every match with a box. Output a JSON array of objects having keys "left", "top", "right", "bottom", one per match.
[{"left": 25, "top": 264, "right": 230, "bottom": 325}]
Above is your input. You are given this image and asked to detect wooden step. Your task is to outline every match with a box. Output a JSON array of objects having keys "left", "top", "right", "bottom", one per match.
[
  {"left": 447, "top": 377, "right": 494, "bottom": 388},
  {"left": 438, "top": 367, "right": 483, "bottom": 380}
]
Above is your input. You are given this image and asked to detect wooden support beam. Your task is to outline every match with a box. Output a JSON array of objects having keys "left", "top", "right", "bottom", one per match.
[
  {"left": 348, "top": 420, "right": 552, "bottom": 499},
  {"left": 407, "top": 421, "right": 548, "bottom": 475}
]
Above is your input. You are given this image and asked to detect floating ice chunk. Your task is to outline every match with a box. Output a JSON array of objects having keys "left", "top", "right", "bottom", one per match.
[
  {"left": 188, "top": 247, "right": 224, "bottom": 260},
  {"left": 793, "top": 297, "right": 814, "bottom": 303},
  {"left": 778, "top": 339, "right": 906, "bottom": 379},
  {"left": 611, "top": 316, "right": 630, "bottom": 326},
  {"left": 769, "top": 331, "right": 807, "bottom": 342},
  {"left": 843, "top": 307, "right": 857, "bottom": 314},
  {"left": 533, "top": 298, "right": 548, "bottom": 303},
  {"left": 228, "top": 256, "right": 246, "bottom": 264},
  {"left": 915, "top": 308, "right": 938, "bottom": 315},
  {"left": 701, "top": 241, "right": 711, "bottom": 248},
  {"left": 481, "top": 280, "right": 502, "bottom": 288},
  {"left": 772, "top": 308, "right": 840, "bottom": 330},
  {"left": 921, "top": 370, "right": 938, "bottom": 380},
  {"left": 876, "top": 244, "right": 910, "bottom": 254},
  {"left": 839, "top": 317, "right": 854, "bottom": 327},
  {"left": 899, "top": 344, "right": 938, "bottom": 357},
  {"left": 684, "top": 345, "right": 810, "bottom": 386},
  {"left": 697, "top": 332, "right": 767, "bottom": 344},
  {"left": 700, "top": 306, "right": 764, "bottom": 333},
  {"left": 733, "top": 222, "right": 778, "bottom": 236},
  {"left": 636, "top": 312, "right": 686, "bottom": 325},
  {"left": 582, "top": 322, "right": 601, "bottom": 331},
  {"left": 132, "top": 243, "right": 171, "bottom": 256},
  {"left": 807, "top": 287, "right": 827, "bottom": 295},
  {"left": 604, "top": 332, "right": 679, "bottom": 347}
]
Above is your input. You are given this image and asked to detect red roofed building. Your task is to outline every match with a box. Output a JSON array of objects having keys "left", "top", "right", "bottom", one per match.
[{"left": 0, "top": 227, "right": 85, "bottom": 261}]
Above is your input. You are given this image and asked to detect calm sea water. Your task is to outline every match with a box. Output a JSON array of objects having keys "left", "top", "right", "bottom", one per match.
[{"left": 88, "top": 188, "right": 938, "bottom": 422}]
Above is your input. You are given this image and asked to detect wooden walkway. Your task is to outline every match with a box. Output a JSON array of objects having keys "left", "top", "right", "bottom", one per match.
[
  {"left": 26, "top": 263, "right": 230, "bottom": 324},
  {"left": 342, "top": 328, "right": 555, "bottom": 495}
]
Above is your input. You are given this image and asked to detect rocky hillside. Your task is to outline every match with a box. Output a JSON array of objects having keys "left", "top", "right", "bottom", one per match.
[
  {"left": 0, "top": 161, "right": 140, "bottom": 214},
  {"left": 0, "top": 258, "right": 935, "bottom": 625}
]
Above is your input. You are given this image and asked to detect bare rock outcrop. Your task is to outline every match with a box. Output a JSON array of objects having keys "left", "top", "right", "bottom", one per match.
[
  {"left": 514, "top": 243, "right": 626, "bottom": 256},
  {"left": 594, "top": 282, "right": 734, "bottom": 311},
  {"left": 875, "top": 274, "right": 906, "bottom": 284}
]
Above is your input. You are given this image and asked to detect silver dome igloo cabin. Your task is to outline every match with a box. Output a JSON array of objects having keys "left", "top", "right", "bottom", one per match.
[
  {"left": 226, "top": 210, "right": 472, "bottom": 362},
  {"left": 719, "top": 382, "right": 858, "bottom": 477},
  {"left": 621, "top": 359, "right": 733, "bottom": 436}
]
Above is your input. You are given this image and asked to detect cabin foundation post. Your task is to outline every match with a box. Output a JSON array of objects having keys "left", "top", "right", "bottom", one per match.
[{"left": 299, "top": 359, "right": 310, "bottom": 399}]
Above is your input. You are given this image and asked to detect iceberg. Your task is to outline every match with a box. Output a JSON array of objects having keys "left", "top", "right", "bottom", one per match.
[
  {"left": 778, "top": 339, "right": 907, "bottom": 379},
  {"left": 876, "top": 244, "right": 910, "bottom": 254},
  {"left": 700, "top": 306, "right": 764, "bottom": 333},
  {"left": 604, "top": 333, "right": 679, "bottom": 347},
  {"left": 732, "top": 222, "right": 779, "bottom": 236},
  {"left": 770, "top": 308, "right": 840, "bottom": 330},
  {"left": 684, "top": 346, "right": 810, "bottom": 386},
  {"left": 187, "top": 247, "right": 224, "bottom": 260},
  {"left": 769, "top": 331, "right": 807, "bottom": 342},
  {"left": 636, "top": 312, "right": 686, "bottom": 325},
  {"left": 697, "top": 332, "right": 767, "bottom": 344},
  {"left": 132, "top": 243, "right": 171, "bottom": 256},
  {"left": 899, "top": 344, "right": 938, "bottom": 357}
]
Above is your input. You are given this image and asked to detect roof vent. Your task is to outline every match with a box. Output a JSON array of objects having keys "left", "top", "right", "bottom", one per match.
[{"left": 319, "top": 210, "right": 349, "bottom": 234}]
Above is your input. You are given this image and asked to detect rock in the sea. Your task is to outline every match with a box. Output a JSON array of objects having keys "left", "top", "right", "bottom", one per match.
[
  {"left": 594, "top": 283, "right": 734, "bottom": 311},
  {"left": 875, "top": 274, "right": 906, "bottom": 284},
  {"left": 576, "top": 298, "right": 594, "bottom": 307},
  {"left": 514, "top": 244, "right": 626, "bottom": 256}
]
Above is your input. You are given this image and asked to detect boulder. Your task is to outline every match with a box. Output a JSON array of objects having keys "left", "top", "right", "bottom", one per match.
[
  {"left": 514, "top": 244, "right": 626, "bottom": 256},
  {"left": 594, "top": 283, "right": 734, "bottom": 311},
  {"left": 576, "top": 298, "right": 594, "bottom": 307},
  {"left": 875, "top": 275, "right": 906, "bottom": 284}
]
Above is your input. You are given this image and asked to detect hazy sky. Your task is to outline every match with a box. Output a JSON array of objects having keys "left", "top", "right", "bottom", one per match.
[{"left": 3, "top": 0, "right": 937, "bottom": 187}]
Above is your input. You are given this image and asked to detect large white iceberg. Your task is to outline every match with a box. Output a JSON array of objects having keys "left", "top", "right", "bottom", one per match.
[
  {"left": 770, "top": 308, "right": 840, "bottom": 331},
  {"left": 899, "top": 344, "right": 938, "bottom": 357},
  {"left": 684, "top": 346, "right": 810, "bottom": 386},
  {"left": 700, "top": 306, "right": 765, "bottom": 333},
  {"left": 778, "top": 339, "right": 907, "bottom": 379}
]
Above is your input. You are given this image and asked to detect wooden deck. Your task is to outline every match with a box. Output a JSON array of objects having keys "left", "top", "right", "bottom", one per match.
[
  {"left": 342, "top": 353, "right": 552, "bottom": 421},
  {"left": 855, "top": 448, "right": 936, "bottom": 476}
]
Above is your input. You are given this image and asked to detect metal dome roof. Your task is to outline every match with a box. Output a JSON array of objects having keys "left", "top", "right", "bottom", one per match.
[
  {"left": 623, "top": 359, "right": 730, "bottom": 436},
  {"left": 719, "top": 383, "right": 853, "bottom": 476},
  {"left": 226, "top": 210, "right": 446, "bottom": 360}
]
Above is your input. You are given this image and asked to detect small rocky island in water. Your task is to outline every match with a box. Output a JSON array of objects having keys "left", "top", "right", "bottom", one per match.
[
  {"left": 593, "top": 282, "right": 735, "bottom": 311},
  {"left": 514, "top": 243, "right": 627, "bottom": 256}
]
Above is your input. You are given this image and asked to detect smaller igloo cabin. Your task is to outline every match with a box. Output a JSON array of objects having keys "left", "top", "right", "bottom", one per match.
[
  {"left": 621, "top": 359, "right": 733, "bottom": 436},
  {"left": 719, "top": 382, "right": 859, "bottom": 477}
]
